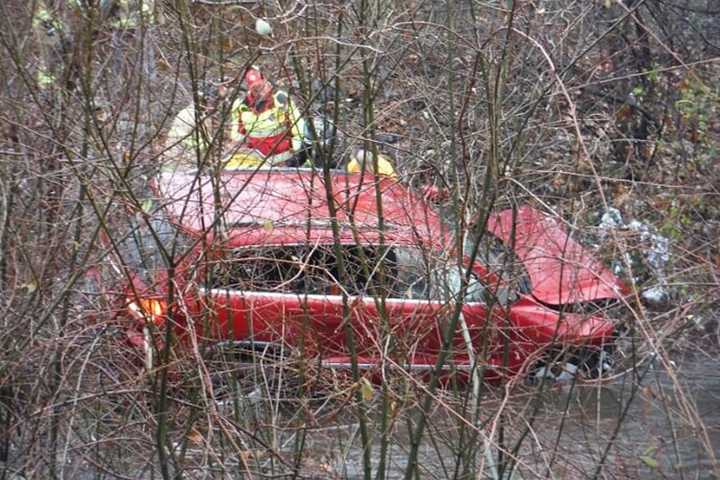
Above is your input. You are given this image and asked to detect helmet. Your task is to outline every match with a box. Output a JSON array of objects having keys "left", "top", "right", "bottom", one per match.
[
  {"left": 348, "top": 149, "right": 398, "bottom": 178},
  {"left": 243, "top": 67, "right": 264, "bottom": 88},
  {"left": 247, "top": 80, "right": 273, "bottom": 112}
]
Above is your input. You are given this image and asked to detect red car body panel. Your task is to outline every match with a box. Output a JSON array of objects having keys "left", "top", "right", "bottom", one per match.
[
  {"left": 487, "top": 206, "right": 624, "bottom": 305},
  {"left": 506, "top": 296, "right": 615, "bottom": 344},
  {"left": 198, "top": 288, "right": 493, "bottom": 353},
  {"left": 113, "top": 169, "right": 623, "bottom": 379},
  {"left": 156, "top": 169, "right": 447, "bottom": 249}
]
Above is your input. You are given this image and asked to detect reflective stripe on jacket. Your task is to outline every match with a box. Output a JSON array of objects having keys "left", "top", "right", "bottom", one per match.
[{"left": 231, "top": 91, "right": 305, "bottom": 157}]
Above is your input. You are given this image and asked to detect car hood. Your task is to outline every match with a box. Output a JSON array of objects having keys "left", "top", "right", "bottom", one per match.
[{"left": 486, "top": 206, "right": 624, "bottom": 305}]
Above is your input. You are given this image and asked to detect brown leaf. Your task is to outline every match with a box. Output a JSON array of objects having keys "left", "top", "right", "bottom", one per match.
[{"left": 187, "top": 429, "right": 203, "bottom": 446}]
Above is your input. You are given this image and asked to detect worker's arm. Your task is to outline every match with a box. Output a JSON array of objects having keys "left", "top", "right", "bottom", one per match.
[
  {"left": 274, "top": 91, "right": 305, "bottom": 150},
  {"left": 228, "top": 98, "right": 248, "bottom": 143},
  {"left": 287, "top": 97, "right": 305, "bottom": 142}
]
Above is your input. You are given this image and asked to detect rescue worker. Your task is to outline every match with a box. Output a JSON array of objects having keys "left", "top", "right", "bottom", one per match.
[
  {"left": 31, "top": 1, "right": 156, "bottom": 90},
  {"left": 31, "top": 0, "right": 69, "bottom": 89},
  {"left": 164, "top": 87, "right": 220, "bottom": 168},
  {"left": 347, "top": 148, "right": 398, "bottom": 179},
  {"left": 228, "top": 68, "right": 305, "bottom": 167},
  {"left": 104, "top": 0, "right": 155, "bottom": 30}
]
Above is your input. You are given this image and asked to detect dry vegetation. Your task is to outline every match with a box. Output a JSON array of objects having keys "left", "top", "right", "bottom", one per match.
[{"left": 0, "top": 0, "right": 719, "bottom": 478}]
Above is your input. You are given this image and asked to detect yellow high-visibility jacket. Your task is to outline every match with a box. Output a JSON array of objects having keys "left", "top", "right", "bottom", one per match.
[{"left": 229, "top": 91, "right": 305, "bottom": 157}]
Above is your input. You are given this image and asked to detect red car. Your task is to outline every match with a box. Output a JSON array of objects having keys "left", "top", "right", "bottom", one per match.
[{"left": 103, "top": 168, "right": 626, "bottom": 382}]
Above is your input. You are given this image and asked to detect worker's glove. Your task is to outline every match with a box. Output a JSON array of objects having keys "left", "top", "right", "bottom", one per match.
[{"left": 291, "top": 138, "right": 303, "bottom": 152}]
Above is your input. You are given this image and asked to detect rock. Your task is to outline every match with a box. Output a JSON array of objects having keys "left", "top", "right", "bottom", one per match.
[
  {"left": 255, "top": 18, "right": 272, "bottom": 37},
  {"left": 600, "top": 207, "right": 624, "bottom": 229},
  {"left": 375, "top": 133, "right": 400, "bottom": 144},
  {"left": 641, "top": 285, "right": 670, "bottom": 310},
  {"left": 627, "top": 220, "right": 670, "bottom": 271},
  {"left": 647, "top": 234, "right": 670, "bottom": 270},
  {"left": 599, "top": 207, "right": 624, "bottom": 241}
]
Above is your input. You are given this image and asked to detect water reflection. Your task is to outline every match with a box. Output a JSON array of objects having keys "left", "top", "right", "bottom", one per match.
[{"left": 296, "top": 358, "right": 719, "bottom": 479}]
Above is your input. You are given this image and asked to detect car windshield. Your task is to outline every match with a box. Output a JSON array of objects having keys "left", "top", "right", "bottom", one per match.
[
  {"left": 207, "top": 244, "right": 488, "bottom": 303},
  {"left": 115, "top": 210, "right": 192, "bottom": 285}
]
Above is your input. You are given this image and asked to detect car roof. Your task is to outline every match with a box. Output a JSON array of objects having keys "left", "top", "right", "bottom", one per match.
[{"left": 154, "top": 168, "right": 448, "bottom": 248}]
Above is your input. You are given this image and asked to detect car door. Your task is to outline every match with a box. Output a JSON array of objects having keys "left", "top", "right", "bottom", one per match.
[
  {"left": 338, "top": 248, "right": 501, "bottom": 371},
  {"left": 194, "top": 244, "right": 352, "bottom": 357}
]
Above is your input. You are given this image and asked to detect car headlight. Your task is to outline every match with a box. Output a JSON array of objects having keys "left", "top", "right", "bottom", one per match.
[{"left": 127, "top": 298, "right": 166, "bottom": 326}]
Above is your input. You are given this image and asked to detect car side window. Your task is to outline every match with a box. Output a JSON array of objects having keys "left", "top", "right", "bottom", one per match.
[
  {"left": 429, "top": 265, "right": 490, "bottom": 304},
  {"left": 209, "top": 245, "right": 409, "bottom": 297},
  {"left": 208, "top": 248, "right": 311, "bottom": 292},
  {"left": 209, "top": 246, "right": 352, "bottom": 294},
  {"left": 208, "top": 245, "right": 492, "bottom": 304}
]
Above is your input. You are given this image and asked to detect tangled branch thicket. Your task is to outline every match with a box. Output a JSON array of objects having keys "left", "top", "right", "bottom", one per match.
[{"left": 1, "top": 1, "right": 718, "bottom": 478}]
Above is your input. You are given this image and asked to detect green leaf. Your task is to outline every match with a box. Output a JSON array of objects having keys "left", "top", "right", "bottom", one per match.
[
  {"left": 360, "top": 378, "right": 374, "bottom": 402},
  {"left": 141, "top": 199, "right": 154, "bottom": 213},
  {"left": 640, "top": 456, "right": 658, "bottom": 469},
  {"left": 647, "top": 68, "right": 658, "bottom": 84}
]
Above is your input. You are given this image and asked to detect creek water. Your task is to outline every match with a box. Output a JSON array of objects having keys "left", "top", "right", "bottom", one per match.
[{"left": 298, "top": 356, "right": 720, "bottom": 479}]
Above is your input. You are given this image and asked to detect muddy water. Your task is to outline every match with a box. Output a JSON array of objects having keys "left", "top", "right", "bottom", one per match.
[{"left": 300, "top": 357, "right": 720, "bottom": 479}]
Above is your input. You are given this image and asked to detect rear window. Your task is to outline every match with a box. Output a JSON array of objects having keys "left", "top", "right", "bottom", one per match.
[{"left": 207, "top": 245, "right": 488, "bottom": 303}]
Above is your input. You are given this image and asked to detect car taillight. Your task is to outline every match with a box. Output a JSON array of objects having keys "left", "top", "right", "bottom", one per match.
[{"left": 127, "top": 298, "right": 166, "bottom": 326}]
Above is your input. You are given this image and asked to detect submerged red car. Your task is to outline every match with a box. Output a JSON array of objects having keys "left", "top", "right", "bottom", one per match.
[{"left": 103, "top": 168, "right": 626, "bottom": 381}]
